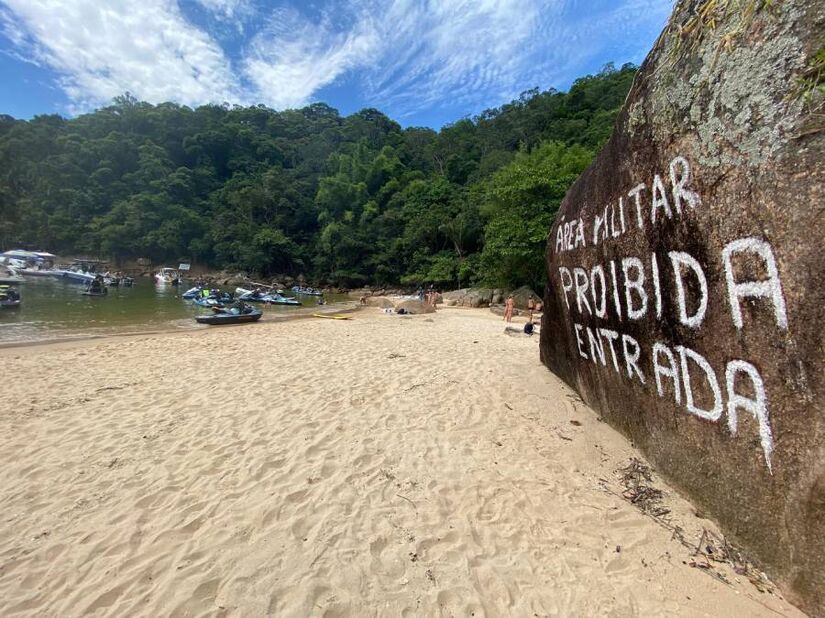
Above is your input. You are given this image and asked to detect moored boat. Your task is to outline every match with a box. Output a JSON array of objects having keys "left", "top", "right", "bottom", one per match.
[
  {"left": 182, "top": 286, "right": 202, "bottom": 299},
  {"left": 1, "top": 250, "right": 57, "bottom": 272},
  {"left": 236, "top": 287, "right": 301, "bottom": 305},
  {"left": 193, "top": 297, "right": 224, "bottom": 307},
  {"left": 64, "top": 270, "right": 97, "bottom": 284},
  {"left": 0, "top": 284, "right": 21, "bottom": 308},
  {"left": 291, "top": 285, "right": 323, "bottom": 296},
  {"left": 82, "top": 276, "right": 108, "bottom": 296},
  {"left": 265, "top": 294, "right": 302, "bottom": 306},
  {"left": 195, "top": 307, "right": 262, "bottom": 325},
  {"left": 155, "top": 268, "right": 180, "bottom": 285}
]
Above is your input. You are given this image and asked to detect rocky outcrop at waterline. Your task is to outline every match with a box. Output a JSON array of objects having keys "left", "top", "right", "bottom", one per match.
[{"left": 540, "top": 1, "right": 824, "bottom": 615}]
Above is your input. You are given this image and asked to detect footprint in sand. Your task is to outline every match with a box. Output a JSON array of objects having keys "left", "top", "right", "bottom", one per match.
[{"left": 369, "top": 537, "right": 406, "bottom": 578}]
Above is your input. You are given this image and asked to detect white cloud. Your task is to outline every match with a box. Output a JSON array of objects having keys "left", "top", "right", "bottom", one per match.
[
  {"left": 243, "top": 6, "right": 377, "bottom": 110},
  {"left": 0, "top": 0, "right": 672, "bottom": 118},
  {"left": 363, "top": 0, "right": 542, "bottom": 112},
  {"left": 191, "top": 0, "right": 253, "bottom": 19},
  {"left": 1, "top": 0, "right": 243, "bottom": 111},
  {"left": 0, "top": 5, "right": 26, "bottom": 47},
  {"left": 353, "top": 0, "right": 670, "bottom": 116},
  {"left": 237, "top": 0, "right": 669, "bottom": 116}
]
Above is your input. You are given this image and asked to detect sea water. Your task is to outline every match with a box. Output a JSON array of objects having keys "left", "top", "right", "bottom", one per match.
[{"left": 0, "top": 277, "right": 346, "bottom": 345}]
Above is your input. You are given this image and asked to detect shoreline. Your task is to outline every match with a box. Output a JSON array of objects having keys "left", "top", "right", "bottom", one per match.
[
  {"left": 0, "top": 302, "right": 361, "bottom": 351},
  {"left": 0, "top": 308, "right": 802, "bottom": 616}
]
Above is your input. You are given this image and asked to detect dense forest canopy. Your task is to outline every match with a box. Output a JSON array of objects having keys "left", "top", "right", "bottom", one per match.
[{"left": 0, "top": 63, "right": 636, "bottom": 289}]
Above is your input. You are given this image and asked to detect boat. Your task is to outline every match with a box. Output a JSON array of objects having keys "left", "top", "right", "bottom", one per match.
[
  {"left": 9, "top": 250, "right": 59, "bottom": 276},
  {"left": 182, "top": 286, "right": 202, "bottom": 299},
  {"left": 189, "top": 288, "right": 233, "bottom": 304},
  {"left": 155, "top": 267, "right": 180, "bottom": 285},
  {"left": 291, "top": 285, "right": 323, "bottom": 296},
  {"left": 266, "top": 294, "right": 302, "bottom": 306},
  {"left": 60, "top": 259, "right": 106, "bottom": 285},
  {"left": 0, "top": 284, "right": 21, "bottom": 308},
  {"left": 19, "top": 266, "right": 55, "bottom": 277},
  {"left": 193, "top": 297, "right": 224, "bottom": 307},
  {"left": 1, "top": 250, "right": 56, "bottom": 271},
  {"left": 195, "top": 307, "right": 262, "bottom": 325},
  {"left": 0, "top": 264, "right": 24, "bottom": 285},
  {"left": 235, "top": 287, "right": 268, "bottom": 302},
  {"left": 82, "top": 277, "right": 108, "bottom": 296},
  {"left": 236, "top": 287, "right": 301, "bottom": 305},
  {"left": 313, "top": 313, "right": 351, "bottom": 320},
  {"left": 63, "top": 269, "right": 97, "bottom": 284}
]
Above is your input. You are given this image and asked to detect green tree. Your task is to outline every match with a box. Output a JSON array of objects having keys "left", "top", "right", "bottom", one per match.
[{"left": 479, "top": 142, "right": 593, "bottom": 289}]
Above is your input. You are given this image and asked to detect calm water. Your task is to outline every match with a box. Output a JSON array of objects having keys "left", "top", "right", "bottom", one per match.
[{"left": 0, "top": 277, "right": 346, "bottom": 345}]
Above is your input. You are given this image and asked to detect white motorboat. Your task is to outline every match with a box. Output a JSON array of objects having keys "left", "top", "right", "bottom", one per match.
[
  {"left": 155, "top": 267, "right": 180, "bottom": 285},
  {"left": 63, "top": 269, "right": 97, "bottom": 284}
]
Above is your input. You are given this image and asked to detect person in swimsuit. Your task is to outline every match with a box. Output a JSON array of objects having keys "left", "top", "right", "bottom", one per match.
[{"left": 504, "top": 295, "right": 515, "bottom": 323}]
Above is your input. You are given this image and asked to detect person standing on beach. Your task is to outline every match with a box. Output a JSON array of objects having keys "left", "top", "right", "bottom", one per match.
[
  {"left": 527, "top": 295, "right": 536, "bottom": 320},
  {"left": 504, "top": 295, "right": 515, "bottom": 322}
]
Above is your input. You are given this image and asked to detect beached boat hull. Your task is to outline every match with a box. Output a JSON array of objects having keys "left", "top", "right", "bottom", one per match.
[{"left": 195, "top": 310, "right": 262, "bottom": 325}]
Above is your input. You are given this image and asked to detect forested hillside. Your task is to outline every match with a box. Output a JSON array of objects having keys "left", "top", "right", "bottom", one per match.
[{"left": 0, "top": 63, "right": 636, "bottom": 289}]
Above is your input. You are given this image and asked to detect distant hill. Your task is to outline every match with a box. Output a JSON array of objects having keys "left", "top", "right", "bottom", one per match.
[{"left": 0, "top": 63, "right": 637, "bottom": 289}]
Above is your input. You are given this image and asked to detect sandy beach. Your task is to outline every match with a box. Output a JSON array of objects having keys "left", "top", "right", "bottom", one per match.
[{"left": 0, "top": 308, "right": 804, "bottom": 617}]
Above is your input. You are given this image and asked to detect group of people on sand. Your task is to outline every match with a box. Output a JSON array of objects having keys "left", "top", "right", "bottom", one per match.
[
  {"left": 423, "top": 287, "right": 439, "bottom": 308},
  {"left": 503, "top": 294, "right": 542, "bottom": 336},
  {"left": 503, "top": 294, "right": 541, "bottom": 322}
]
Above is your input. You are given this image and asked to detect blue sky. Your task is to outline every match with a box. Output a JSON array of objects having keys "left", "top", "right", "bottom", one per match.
[{"left": 0, "top": 0, "right": 671, "bottom": 128}]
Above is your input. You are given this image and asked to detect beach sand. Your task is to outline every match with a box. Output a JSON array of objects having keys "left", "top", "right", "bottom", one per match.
[{"left": 0, "top": 308, "right": 805, "bottom": 617}]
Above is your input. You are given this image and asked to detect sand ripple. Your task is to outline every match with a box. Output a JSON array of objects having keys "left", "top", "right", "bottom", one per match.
[{"left": 0, "top": 310, "right": 803, "bottom": 616}]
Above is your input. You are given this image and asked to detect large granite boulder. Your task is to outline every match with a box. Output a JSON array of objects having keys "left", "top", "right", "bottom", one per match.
[
  {"left": 510, "top": 286, "right": 540, "bottom": 310},
  {"left": 456, "top": 288, "right": 491, "bottom": 307},
  {"left": 394, "top": 299, "right": 435, "bottom": 314},
  {"left": 441, "top": 288, "right": 494, "bottom": 307},
  {"left": 441, "top": 288, "right": 469, "bottom": 303},
  {"left": 540, "top": 2, "right": 824, "bottom": 614},
  {"left": 364, "top": 296, "right": 394, "bottom": 308}
]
